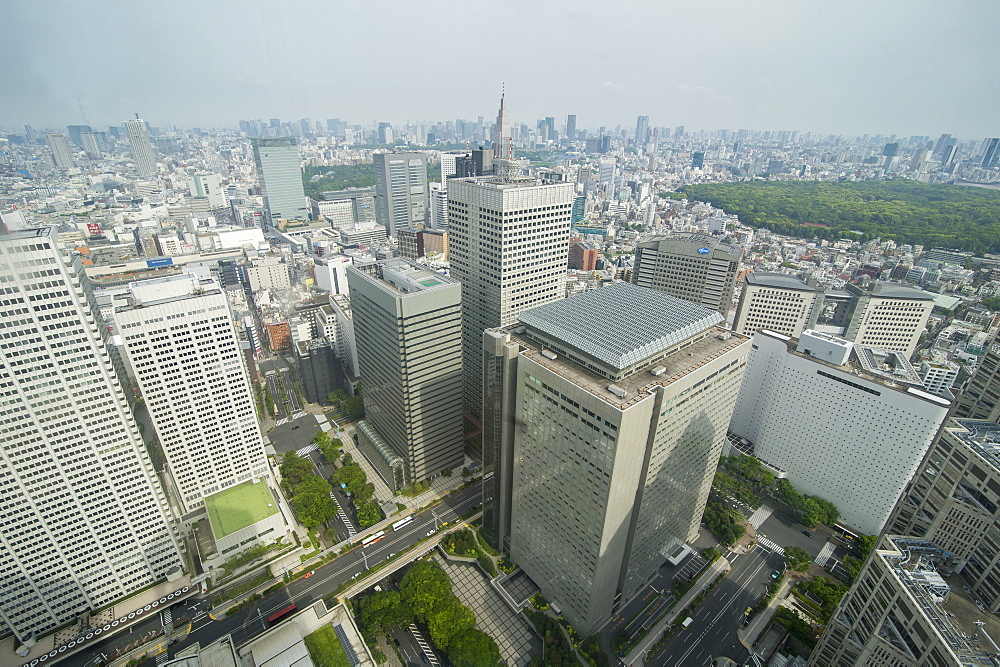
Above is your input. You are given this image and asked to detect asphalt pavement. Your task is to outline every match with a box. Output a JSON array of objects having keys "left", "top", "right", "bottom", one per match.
[{"left": 65, "top": 483, "right": 483, "bottom": 667}]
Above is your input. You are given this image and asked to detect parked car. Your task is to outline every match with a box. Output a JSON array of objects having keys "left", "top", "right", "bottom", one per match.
[{"left": 303, "top": 571, "right": 314, "bottom": 579}]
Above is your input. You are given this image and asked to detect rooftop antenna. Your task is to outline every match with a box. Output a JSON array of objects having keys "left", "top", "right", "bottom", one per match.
[{"left": 75, "top": 91, "right": 89, "bottom": 125}]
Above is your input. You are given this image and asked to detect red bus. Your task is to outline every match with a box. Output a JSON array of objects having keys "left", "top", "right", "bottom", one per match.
[{"left": 267, "top": 603, "right": 297, "bottom": 626}]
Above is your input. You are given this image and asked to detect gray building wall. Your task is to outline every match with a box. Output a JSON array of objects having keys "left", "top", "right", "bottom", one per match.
[
  {"left": 632, "top": 234, "right": 742, "bottom": 314},
  {"left": 252, "top": 137, "right": 309, "bottom": 225},
  {"left": 373, "top": 153, "right": 429, "bottom": 238}
]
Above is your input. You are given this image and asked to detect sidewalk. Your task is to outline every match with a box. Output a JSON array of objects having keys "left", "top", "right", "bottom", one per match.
[
  {"left": 624, "top": 556, "right": 732, "bottom": 666},
  {"left": 737, "top": 576, "right": 793, "bottom": 649}
]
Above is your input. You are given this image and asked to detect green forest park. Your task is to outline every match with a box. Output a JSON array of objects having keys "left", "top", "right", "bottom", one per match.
[{"left": 676, "top": 180, "right": 1000, "bottom": 254}]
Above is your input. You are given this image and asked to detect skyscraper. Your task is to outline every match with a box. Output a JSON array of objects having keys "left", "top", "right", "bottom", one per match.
[
  {"left": 491, "top": 89, "right": 512, "bottom": 160},
  {"left": 251, "top": 137, "right": 309, "bottom": 226},
  {"left": 635, "top": 115, "right": 649, "bottom": 145},
  {"left": 348, "top": 260, "right": 464, "bottom": 491},
  {"left": 953, "top": 331, "right": 1000, "bottom": 421},
  {"left": 732, "top": 272, "right": 821, "bottom": 338},
  {"left": 447, "top": 172, "right": 574, "bottom": 419},
  {"left": 123, "top": 117, "right": 157, "bottom": 176},
  {"left": 45, "top": 132, "right": 75, "bottom": 169},
  {"left": 483, "top": 283, "right": 750, "bottom": 633},
  {"left": 565, "top": 114, "right": 577, "bottom": 142},
  {"left": 373, "top": 152, "right": 429, "bottom": 238},
  {"left": 0, "top": 228, "right": 183, "bottom": 641},
  {"left": 981, "top": 137, "right": 1000, "bottom": 169},
  {"left": 632, "top": 233, "right": 742, "bottom": 314},
  {"left": 113, "top": 274, "right": 268, "bottom": 514},
  {"left": 66, "top": 124, "right": 92, "bottom": 147}
]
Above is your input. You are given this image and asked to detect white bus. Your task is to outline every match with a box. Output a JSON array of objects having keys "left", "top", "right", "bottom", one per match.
[
  {"left": 361, "top": 531, "right": 386, "bottom": 547},
  {"left": 392, "top": 516, "right": 414, "bottom": 531}
]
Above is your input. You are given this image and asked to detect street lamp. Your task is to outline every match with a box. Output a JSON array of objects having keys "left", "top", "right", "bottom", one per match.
[{"left": 432, "top": 510, "right": 439, "bottom": 530}]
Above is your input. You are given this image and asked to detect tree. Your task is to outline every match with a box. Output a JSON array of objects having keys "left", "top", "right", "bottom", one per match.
[
  {"left": 293, "top": 492, "right": 336, "bottom": 529},
  {"left": 442, "top": 468, "right": 452, "bottom": 477},
  {"left": 296, "top": 474, "right": 332, "bottom": 497},
  {"left": 356, "top": 502, "right": 383, "bottom": 528},
  {"left": 281, "top": 452, "right": 316, "bottom": 489},
  {"left": 448, "top": 628, "right": 501, "bottom": 667},
  {"left": 356, "top": 591, "right": 413, "bottom": 635},
  {"left": 343, "top": 395, "right": 365, "bottom": 420},
  {"left": 784, "top": 545, "right": 811, "bottom": 572},
  {"left": 312, "top": 430, "right": 331, "bottom": 447},
  {"left": 399, "top": 561, "right": 452, "bottom": 620},
  {"left": 327, "top": 388, "right": 347, "bottom": 405},
  {"left": 427, "top": 595, "right": 475, "bottom": 650}
]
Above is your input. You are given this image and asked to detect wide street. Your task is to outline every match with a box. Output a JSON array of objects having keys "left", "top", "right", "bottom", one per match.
[{"left": 66, "top": 482, "right": 482, "bottom": 667}]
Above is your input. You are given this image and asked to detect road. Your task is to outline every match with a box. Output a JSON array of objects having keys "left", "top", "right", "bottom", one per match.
[{"left": 66, "top": 483, "right": 483, "bottom": 667}]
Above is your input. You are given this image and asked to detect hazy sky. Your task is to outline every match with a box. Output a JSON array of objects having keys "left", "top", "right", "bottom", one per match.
[{"left": 3, "top": 0, "right": 998, "bottom": 138}]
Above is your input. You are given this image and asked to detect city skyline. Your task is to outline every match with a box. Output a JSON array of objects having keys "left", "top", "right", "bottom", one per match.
[{"left": 3, "top": 1, "right": 999, "bottom": 137}]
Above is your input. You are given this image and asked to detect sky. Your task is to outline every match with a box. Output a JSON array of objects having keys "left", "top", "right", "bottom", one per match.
[{"left": 2, "top": 0, "right": 998, "bottom": 138}]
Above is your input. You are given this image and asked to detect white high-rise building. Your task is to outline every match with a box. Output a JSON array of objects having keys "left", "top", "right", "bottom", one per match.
[
  {"left": 113, "top": 274, "right": 268, "bottom": 514},
  {"left": 730, "top": 330, "right": 950, "bottom": 535},
  {"left": 448, "top": 174, "right": 574, "bottom": 417},
  {"left": 190, "top": 173, "right": 227, "bottom": 209},
  {"left": 45, "top": 132, "right": 75, "bottom": 169},
  {"left": 429, "top": 182, "right": 448, "bottom": 230},
  {"left": 123, "top": 117, "right": 157, "bottom": 177},
  {"left": 0, "top": 228, "right": 183, "bottom": 642}
]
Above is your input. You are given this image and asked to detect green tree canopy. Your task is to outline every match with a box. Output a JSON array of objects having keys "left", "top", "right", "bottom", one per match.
[
  {"left": 281, "top": 452, "right": 316, "bottom": 488},
  {"left": 356, "top": 501, "right": 383, "bottom": 528},
  {"left": 427, "top": 595, "right": 475, "bottom": 650},
  {"left": 448, "top": 628, "right": 501, "bottom": 667},
  {"left": 292, "top": 491, "right": 336, "bottom": 529},
  {"left": 357, "top": 591, "right": 413, "bottom": 634},
  {"left": 784, "top": 545, "right": 811, "bottom": 571},
  {"left": 400, "top": 561, "right": 453, "bottom": 620}
]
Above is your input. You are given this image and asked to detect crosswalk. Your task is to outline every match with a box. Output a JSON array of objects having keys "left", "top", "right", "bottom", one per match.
[
  {"left": 409, "top": 624, "right": 440, "bottom": 665},
  {"left": 275, "top": 411, "right": 308, "bottom": 426},
  {"left": 814, "top": 541, "right": 837, "bottom": 567},
  {"left": 335, "top": 499, "right": 356, "bottom": 537},
  {"left": 156, "top": 649, "right": 170, "bottom": 664},
  {"left": 755, "top": 535, "right": 785, "bottom": 556},
  {"left": 748, "top": 505, "right": 773, "bottom": 529},
  {"left": 295, "top": 442, "right": 318, "bottom": 457}
]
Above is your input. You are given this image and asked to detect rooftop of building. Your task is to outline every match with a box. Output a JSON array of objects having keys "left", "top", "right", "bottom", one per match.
[
  {"left": 205, "top": 479, "right": 279, "bottom": 539},
  {"left": 519, "top": 282, "right": 724, "bottom": 372},
  {"left": 355, "top": 258, "right": 457, "bottom": 295},
  {"left": 637, "top": 232, "right": 742, "bottom": 256},
  {"left": 861, "top": 281, "right": 936, "bottom": 300},
  {"left": 745, "top": 272, "right": 816, "bottom": 291},
  {"left": 950, "top": 420, "right": 1000, "bottom": 476},
  {"left": 114, "top": 273, "right": 223, "bottom": 311}
]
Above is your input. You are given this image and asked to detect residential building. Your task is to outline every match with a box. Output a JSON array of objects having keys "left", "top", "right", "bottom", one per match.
[
  {"left": 348, "top": 260, "right": 464, "bottom": 490},
  {"left": 729, "top": 330, "right": 950, "bottom": 535},
  {"left": 113, "top": 274, "right": 268, "bottom": 514},
  {"left": 46, "top": 132, "right": 75, "bottom": 169},
  {"left": 733, "top": 272, "right": 821, "bottom": 338},
  {"left": 568, "top": 238, "right": 599, "bottom": 271},
  {"left": 810, "top": 535, "right": 997, "bottom": 666},
  {"left": 373, "top": 152, "right": 429, "bottom": 237},
  {"left": 483, "top": 282, "right": 751, "bottom": 634},
  {"left": 0, "top": 228, "right": 183, "bottom": 641},
  {"left": 123, "top": 117, "right": 157, "bottom": 176},
  {"left": 448, "top": 173, "right": 574, "bottom": 418},
  {"left": 632, "top": 233, "right": 742, "bottom": 314},
  {"left": 918, "top": 359, "right": 960, "bottom": 396},
  {"left": 887, "top": 418, "right": 1000, "bottom": 613},
  {"left": 252, "top": 137, "right": 309, "bottom": 225},
  {"left": 429, "top": 181, "right": 448, "bottom": 230}
]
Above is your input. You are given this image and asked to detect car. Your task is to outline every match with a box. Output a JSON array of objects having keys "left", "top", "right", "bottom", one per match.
[
  {"left": 802, "top": 530, "right": 812, "bottom": 538},
  {"left": 771, "top": 570, "right": 781, "bottom": 579},
  {"left": 426, "top": 529, "right": 437, "bottom": 536},
  {"left": 745, "top": 607, "right": 753, "bottom": 615},
  {"left": 291, "top": 425, "right": 300, "bottom": 430},
  {"left": 303, "top": 571, "right": 314, "bottom": 579}
]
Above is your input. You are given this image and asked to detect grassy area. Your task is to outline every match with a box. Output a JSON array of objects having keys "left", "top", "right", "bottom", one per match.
[
  {"left": 206, "top": 480, "right": 278, "bottom": 538},
  {"left": 304, "top": 624, "right": 353, "bottom": 667}
]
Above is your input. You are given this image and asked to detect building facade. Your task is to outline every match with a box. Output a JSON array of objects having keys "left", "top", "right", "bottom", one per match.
[
  {"left": 632, "top": 233, "right": 742, "bottom": 314},
  {"left": 952, "top": 332, "right": 1000, "bottom": 421},
  {"left": 484, "top": 283, "right": 751, "bottom": 634},
  {"left": 373, "top": 152, "right": 429, "bottom": 238},
  {"left": 732, "top": 272, "right": 820, "bottom": 338},
  {"left": 729, "top": 330, "right": 951, "bottom": 535},
  {"left": 0, "top": 228, "right": 183, "bottom": 641},
  {"left": 568, "top": 238, "right": 599, "bottom": 271},
  {"left": 252, "top": 137, "right": 309, "bottom": 225},
  {"left": 123, "top": 118, "right": 157, "bottom": 177},
  {"left": 448, "top": 175, "right": 574, "bottom": 418},
  {"left": 45, "top": 132, "right": 75, "bottom": 169},
  {"left": 113, "top": 274, "right": 268, "bottom": 514},
  {"left": 347, "top": 260, "right": 464, "bottom": 490}
]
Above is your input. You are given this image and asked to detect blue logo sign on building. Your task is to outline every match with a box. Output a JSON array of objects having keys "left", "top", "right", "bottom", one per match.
[
  {"left": 698, "top": 247, "right": 711, "bottom": 254},
  {"left": 146, "top": 258, "right": 174, "bottom": 268}
]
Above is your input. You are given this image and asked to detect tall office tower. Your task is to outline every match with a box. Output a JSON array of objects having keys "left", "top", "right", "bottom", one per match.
[
  {"left": 632, "top": 233, "right": 742, "bottom": 314},
  {"left": 377, "top": 122, "right": 393, "bottom": 145},
  {"left": 448, "top": 172, "right": 574, "bottom": 419},
  {"left": 190, "top": 173, "right": 227, "bottom": 208},
  {"left": 691, "top": 151, "right": 705, "bottom": 168},
  {"left": 66, "top": 124, "right": 92, "bottom": 147},
  {"left": 729, "top": 330, "right": 950, "bottom": 535},
  {"left": 886, "top": 418, "right": 1000, "bottom": 614},
  {"left": 45, "top": 132, "right": 75, "bottom": 169},
  {"left": 123, "top": 117, "right": 157, "bottom": 176},
  {"left": 933, "top": 132, "right": 953, "bottom": 158},
  {"left": 482, "top": 283, "right": 750, "bottom": 633},
  {"left": 373, "top": 152, "right": 429, "bottom": 238},
  {"left": 429, "top": 182, "right": 448, "bottom": 230},
  {"left": 347, "top": 260, "right": 464, "bottom": 491},
  {"left": 0, "top": 228, "right": 183, "bottom": 642},
  {"left": 840, "top": 282, "right": 935, "bottom": 358},
  {"left": 113, "top": 274, "right": 268, "bottom": 514},
  {"left": 810, "top": 535, "right": 995, "bottom": 666},
  {"left": 635, "top": 115, "right": 649, "bottom": 145},
  {"left": 953, "top": 332, "right": 1000, "bottom": 420},
  {"left": 598, "top": 158, "right": 616, "bottom": 190},
  {"left": 80, "top": 132, "right": 102, "bottom": 159},
  {"left": 981, "top": 137, "right": 1000, "bottom": 169},
  {"left": 439, "top": 151, "right": 465, "bottom": 187},
  {"left": 732, "top": 272, "right": 821, "bottom": 338},
  {"left": 251, "top": 137, "right": 308, "bottom": 226},
  {"left": 491, "top": 89, "right": 512, "bottom": 159},
  {"left": 565, "top": 114, "right": 577, "bottom": 142}
]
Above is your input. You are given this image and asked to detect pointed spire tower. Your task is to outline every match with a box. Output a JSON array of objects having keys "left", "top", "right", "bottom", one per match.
[{"left": 491, "top": 84, "right": 512, "bottom": 160}]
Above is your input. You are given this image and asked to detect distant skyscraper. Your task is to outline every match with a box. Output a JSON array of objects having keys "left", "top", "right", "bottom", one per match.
[
  {"left": 123, "top": 117, "right": 157, "bottom": 176},
  {"left": 373, "top": 152, "right": 429, "bottom": 237},
  {"left": 691, "top": 151, "right": 705, "bottom": 168},
  {"left": 45, "top": 132, "right": 75, "bottom": 169},
  {"left": 66, "top": 124, "right": 92, "bottom": 147},
  {"left": 251, "top": 137, "right": 309, "bottom": 226},
  {"left": 565, "top": 114, "right": 577, "bottom": 141},
  {"left": 632, "top": 233, "right": 742, "bottom": 314},
  {"left": 377, "top": 122, "right": 393, "bottom": 145},
  {"left": 635, "top": 115, "right": 649, "bottom": 145},
  {"left": 981, "top": 137, "right": 1000, "bottom": 169},
  {"left": 348, "top": 260, "right": 464, "bottom": 491},
  {"left": 0, "top": 228, "right": 184, "bottom": 641},
  {"left": 113, "top": 274, "right": 268, "bottom": 514},
  {"left": 484, "top": 283, "right": 750, "bottom": 633},
  {"left": 491, "top": 89, "right": 512, "bottom": 159},
  {"left": 448, "top": 173, "right": 574, "bottom": 419}
]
